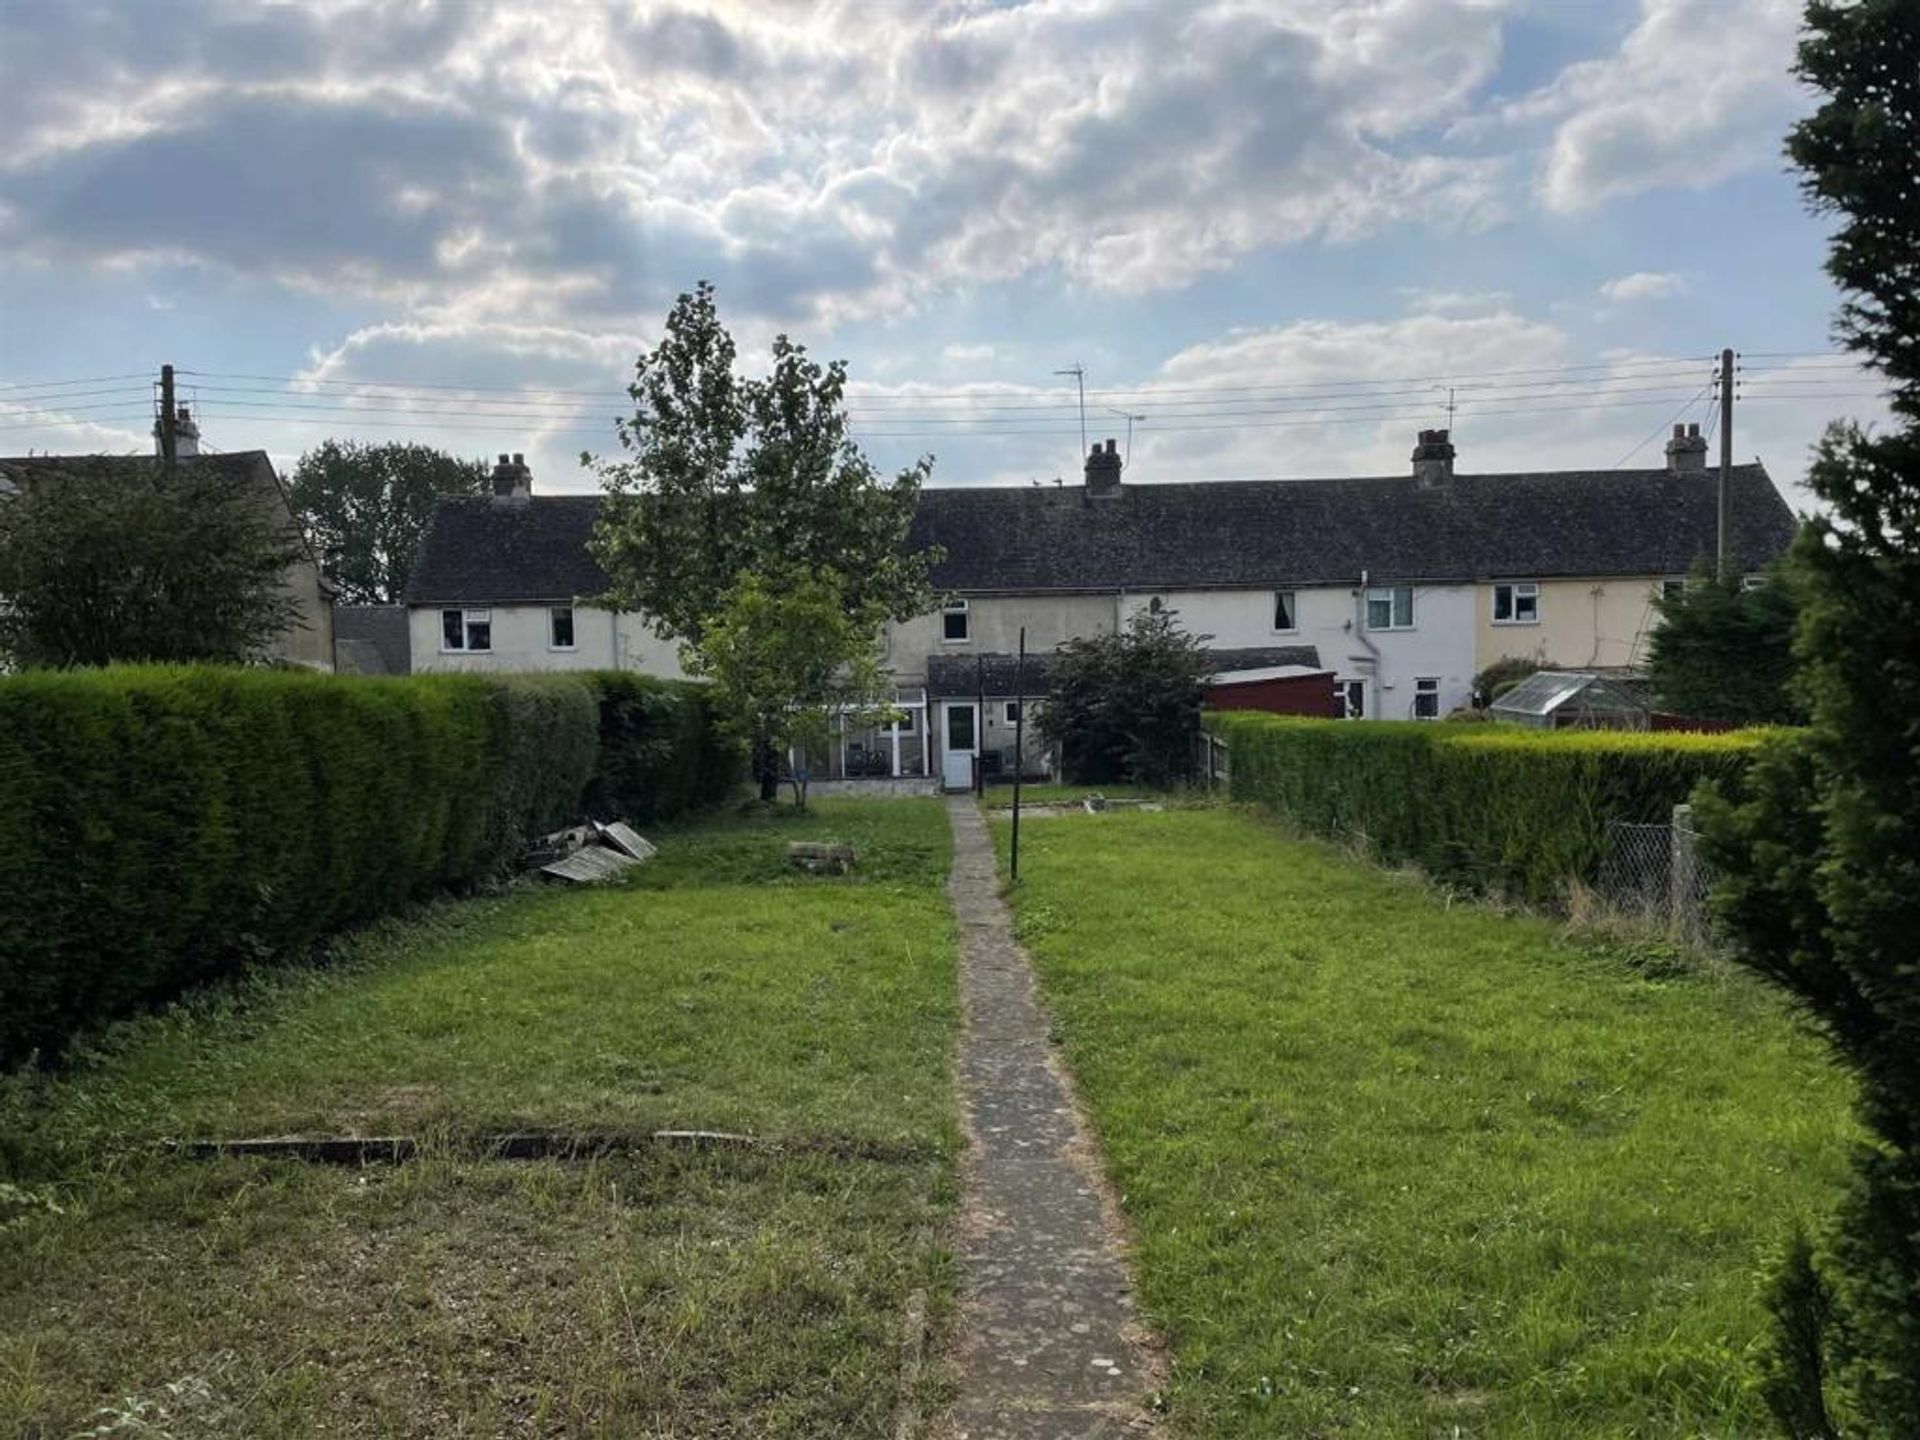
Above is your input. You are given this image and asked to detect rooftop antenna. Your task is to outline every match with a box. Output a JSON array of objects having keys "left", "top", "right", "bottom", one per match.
[
  {"left": 1433, "top": 384, "right": 1456, "bottom": 430},
  {"left": 1053, "top": 362, "right": 1087, "bottom": 459},
  {"left": 1103, "top": 407, "right": 1145, "bottom": 468}
]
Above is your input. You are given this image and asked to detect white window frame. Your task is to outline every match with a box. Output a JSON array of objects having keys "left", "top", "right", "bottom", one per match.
[
  {"left": 941, "top": 598, "right": 971, "bottom": 644},
  {"left": 1334, "top": 678, "right": 1366, "bottom": 720},
  {"left": 1491, "top": 581, "right": 1540, "bottom": 626},
  {"left": 1004, "top": 701, "right": 1022, "bottom": 725},
  {"left": 441, "top": 607, "right": 492, "bottom": 653},
  {"left": 1413, "top": 676, "right": 1441, "bottom": 721},
  {"left": 1272, "top": 589, "right": 1298, "bottom": 633},
  {"left": 1661, "top": 577, "right": 1688, "bottom": 602},
  {"left": 1365, "top": 585, "right": 1414, "bottom": 631},
  {"left": 548, "top": 604, "right": 576, "bottom": 651}
]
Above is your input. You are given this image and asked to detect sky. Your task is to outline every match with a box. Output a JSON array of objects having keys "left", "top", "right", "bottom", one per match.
[{"left": 0, "top": 0, "right": 1894, "bottom": 509}]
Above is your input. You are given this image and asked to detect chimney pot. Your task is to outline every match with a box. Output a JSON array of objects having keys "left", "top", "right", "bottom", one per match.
[
  {"left": 491, "top": 451, "right": 533, "bottom": 504},
  {"left": 1411, "top": 427, "right": 1455, "bottom": 486},
  {"left": 1665, "top": 421, "right": 1709, "bottom": 474},
  {"left": 1084, "top": 436, "right": 1123, "bottom": 498},
  {"left": 1687, "top": 422, "right": 1701, "bottom": 438},
  {"left": 512, "top": 452, "right": 524, "bottom": 466}
]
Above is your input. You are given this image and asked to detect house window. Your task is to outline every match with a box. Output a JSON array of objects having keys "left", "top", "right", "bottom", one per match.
[
  {"left": 1004, "top": 701, "right": 1022, "bottom": 725},
  {"left": 1414, "top": 677, "right": 1440, "bottom": 720},
  {"left": 549, "top": 606, "right": 575, "bottom": 650},
  {"left": 1273, "top": 589, "right": 1298, "bottom": 632},
  {"left": 1492, "top": 582, "right": 1540, "bottom": 625},
  {"left": 1365, "top": 585, "right": 1414, "bottom": 630},
  {"left": 1661, "top": 577, "right": 1688, "bottom": 603},
  {"left": 1334, "top": 679, "right": 1365, "bottom": 719},
  {"left": 441, "top": 608, "right": 491, "bottom": 652},
  {"left": 942, "top": 599, "right": 970, "bottom": 643},
  {"left": 893, "top": 707, "right": 916, "bottom": 734}
]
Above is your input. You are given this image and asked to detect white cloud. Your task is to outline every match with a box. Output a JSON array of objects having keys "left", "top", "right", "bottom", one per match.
[
  {"left": 1518, "top": 0, "right": 1804, "bottom": 212},
  {"left": 0, "top": 0, "right": 1522, "bottom": 329},
  {"left": 1599, "top": 271, "right": 1684, "bottom": 302},
  {"left": 942, "top": 343, "right": 996, "bottom": 363}
]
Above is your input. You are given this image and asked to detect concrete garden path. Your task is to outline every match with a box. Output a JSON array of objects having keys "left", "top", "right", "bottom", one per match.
[{"left": 941, "top": 796, "right": 1158, "bottom": 1439}]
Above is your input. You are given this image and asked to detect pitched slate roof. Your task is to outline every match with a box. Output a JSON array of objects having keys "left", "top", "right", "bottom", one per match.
[
  {"left": 403, "top": 465, "right": 1797, "bottom": 606},
  {"left": 332, "top": 604, "right": 412, "bottom": 675},
  {"left": 908, "top": 466, "right": 1795, "bottom": 591},
  {"left": 0, "top": 451, "right": 278, "bottom": 493},
  {"left": 404, "top": 496, "right": 607, "bottom": 605}
]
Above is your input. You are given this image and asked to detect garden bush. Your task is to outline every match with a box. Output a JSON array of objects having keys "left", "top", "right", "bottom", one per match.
[
  {"left": 0, "top": 666, "right": 734, "bottom": 1063},
  {"left": 1212, "top": 714, "right": 1765, "bottom": 904},
  {"left": 583, "top": 672, "right": 739, "bottom": 822}
]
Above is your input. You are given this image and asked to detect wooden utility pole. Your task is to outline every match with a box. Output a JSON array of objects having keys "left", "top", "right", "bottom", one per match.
[
  {"left": 1717, "top": 347, "right": 1734, "bottom": 575},
  {"left": 158, "top": 363, "right": 177, "bottom": 478}
]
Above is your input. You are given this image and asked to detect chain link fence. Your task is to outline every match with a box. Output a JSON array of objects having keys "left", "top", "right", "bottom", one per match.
[{"left": 1595, "top": 805, "right": 1715, "bottom": 944}]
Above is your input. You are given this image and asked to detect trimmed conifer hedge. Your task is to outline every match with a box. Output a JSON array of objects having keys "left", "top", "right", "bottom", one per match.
[
  {"left": 1211, "top": 714, "right": 1765, "bottom": 903},
  {"left": 0, "top": 666, "right": 734, "bottom": 1062}
]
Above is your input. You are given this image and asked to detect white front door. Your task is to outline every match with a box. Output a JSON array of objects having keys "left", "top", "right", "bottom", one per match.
[{"left": 941, "top": 701, "right": 978, "bottom": 790}]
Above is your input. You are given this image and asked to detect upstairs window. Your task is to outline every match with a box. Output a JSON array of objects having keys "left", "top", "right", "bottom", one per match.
[
  {"left": 1365, "top": 585, "right": 1414, "bottom": 630},
  {"left": 1414, "top": 677, "right": 1440, "bottom": 720},
  {"left": 1273, "top": 589, "right": 1298, "bottom": 632},
  {"left": 1004, "top": 701, "right": 1022, "bottom": 725},
  {"left": 942, "top": 599, "right": 970, "bottom": 643},
  {"left": 441, "top": 608, "right": 491, "bottom": 652},
  {"left": 1492, "top": 581, "right": 1540, "bottom": 624},
  {"left": 1661, "top": 577, "right": 1688, "bottom": 603},
  {"left": 549, "top": 606, "right": 575, "bottom": 650}
]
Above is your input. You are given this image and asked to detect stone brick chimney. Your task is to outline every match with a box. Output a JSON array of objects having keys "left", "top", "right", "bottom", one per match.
[
  {"left": 1084, "top": 437, "right": 1122, "bottom": 498},
  {"left": 491, "top": 452, "right": 532, "bottom": 505},
  {"left": 1411, "top": 428, "right": 1454, "bottom": 487},
  {"left": 152, "top": 404, "right": 199, "bottom": 458},
  {"left": 1664, "top": 422, "right": 1707, "bottom": 474}
]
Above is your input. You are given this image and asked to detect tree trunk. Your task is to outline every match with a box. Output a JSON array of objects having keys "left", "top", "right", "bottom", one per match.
[{"left": 754, "top": 739, "right": 780, "bottom": 803}]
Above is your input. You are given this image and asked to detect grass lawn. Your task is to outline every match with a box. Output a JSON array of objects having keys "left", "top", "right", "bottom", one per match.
[
  {"left": 993, "top": 805, "right": 1852, "bottom": 1438},
  {"left": 0, "top": 799, "right": 957, "bottom": 1439}
]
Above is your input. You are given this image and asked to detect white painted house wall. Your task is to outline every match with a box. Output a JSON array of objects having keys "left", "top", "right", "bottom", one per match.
[
  {"left": 1117, "top": 583, "right": 1478, "bottom": 719},
  {"left": 407, "top": 604, "right": 688, "bottom": 679}
]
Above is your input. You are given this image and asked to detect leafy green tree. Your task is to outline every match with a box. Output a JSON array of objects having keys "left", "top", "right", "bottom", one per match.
[
  {"left": 1698, "top": 4, "right": 1920, "bottom": 1433},
  {"left": 589, "top": 282, "right": 939, "bottom": 796},
  {"left": 288, "top": 440, "right": 488, "bottom": 604},
  {"left": 1038, "top": 608, "right": 1214, "bottom": 787},
  {"left": 0, "top": 460, "right": 302, "bottom": 667},
  {"left": 687, "top": 569, "right": 892, "bottom": 810},
  {"left": 1648, "top": 562, "right": 1805, "bottom": 725}
]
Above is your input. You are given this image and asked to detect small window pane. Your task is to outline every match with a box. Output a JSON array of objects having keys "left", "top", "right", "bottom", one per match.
[
  {"left": 442, "top": 609, "right": 464, "bottom": 650},
  {"left": 1005, "top": 702, "right": 1021, "bottom": 724},
  {"left": 550, "top": 606, "right": 575, "bottom": 648},
  {"left": 1415, "top": 677, "right": 1440, "bottom": 720},
  {"left": 946, "top": 704, "right": 975, "bottom": 750},
  {"left": 1393, "top": 586, "right": 1413, "bottom": 628},
  {"left": 1514, "top": 587, "right": 1538, "bottom": 622},
  {"left": 942, "top": 601, "right": 969, "bottom": 642},
  {"left": 465, "top": 612, "right": 491, "bottom": 652},
  {"left": 1274, "top": 590, "right": 1296, "bottom": 630},
  {"left": 1366, "top": 595, "right": 1392, "bottom": 629},
  {"left": 1493, "top": 585, "right": 1513, "bottom": 621}
]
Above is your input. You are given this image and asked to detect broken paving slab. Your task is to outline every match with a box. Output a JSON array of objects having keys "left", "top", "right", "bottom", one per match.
[
  {"left": 595, "top": 820, "right": 658, "bottom": 861},
  {"left": 540, "top": 843, "right": 641, "bottom": 884}
]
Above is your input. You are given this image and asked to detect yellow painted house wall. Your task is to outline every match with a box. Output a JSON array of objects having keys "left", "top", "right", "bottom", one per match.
[{"left": 1474, "top": 577, "right": 1673, "bottom": 672}]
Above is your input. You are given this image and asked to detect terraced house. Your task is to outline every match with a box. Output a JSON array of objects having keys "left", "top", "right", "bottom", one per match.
[{"left": 405, "top": 427, "right": 1796, "bottom": 786}]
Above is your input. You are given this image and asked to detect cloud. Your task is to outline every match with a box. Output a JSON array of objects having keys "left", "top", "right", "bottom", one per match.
[
  {"left": 1599, "top": 271, "right": 1684, "bottom": 302},
  {"left": 1517, "top": 0, "right": 1804, "bottom": 211},
  {"left": 0, "top": 0, "right": 1524, "bottom": 330},
  {"left": 943, "top": 344, "right": 996, "bottom": 363}
]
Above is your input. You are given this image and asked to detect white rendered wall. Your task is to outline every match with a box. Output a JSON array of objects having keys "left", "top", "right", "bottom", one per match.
[{"left": 408, "top": 604, "right": 687, "bottom": 679}]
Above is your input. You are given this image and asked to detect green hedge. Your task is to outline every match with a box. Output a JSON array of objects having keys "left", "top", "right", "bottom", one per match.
[
  {"left": 0, "top": 667, "right": 734, "bottom": 1063},
  {"left": 582, "top": 671, "right": 737, "bottom": 822},
  {"left": 1213, "top": 714, "right": 1766, "bottom": 903}
]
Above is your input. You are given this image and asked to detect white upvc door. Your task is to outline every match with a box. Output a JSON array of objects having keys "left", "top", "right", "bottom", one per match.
[{"left": 940, "top": 701, "right": 978, "bottom": 790}]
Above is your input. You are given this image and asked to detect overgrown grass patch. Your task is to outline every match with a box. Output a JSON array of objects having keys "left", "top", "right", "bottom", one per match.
[
  {"left": 994, "top": 805, "right": 1851, "bottom": 1438},
  {"left": 1, "top": 799, "right": 957, "bottom": 1438}
]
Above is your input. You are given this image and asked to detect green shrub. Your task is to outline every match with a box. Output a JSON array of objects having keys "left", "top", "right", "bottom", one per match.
[
  {"left": 1212, "top": 714, "right": 1764, "bottom": 903},
  {"left": 0, "top": 666, "right": 733, "bottom": 1064},
  {"left": 581, "top": 672, "right": 739, "bottom": 822}
]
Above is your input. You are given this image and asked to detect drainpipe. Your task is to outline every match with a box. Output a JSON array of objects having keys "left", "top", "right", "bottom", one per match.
[{"left": 1349, "top": 568, "right": 1383, "bottom": 673}]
